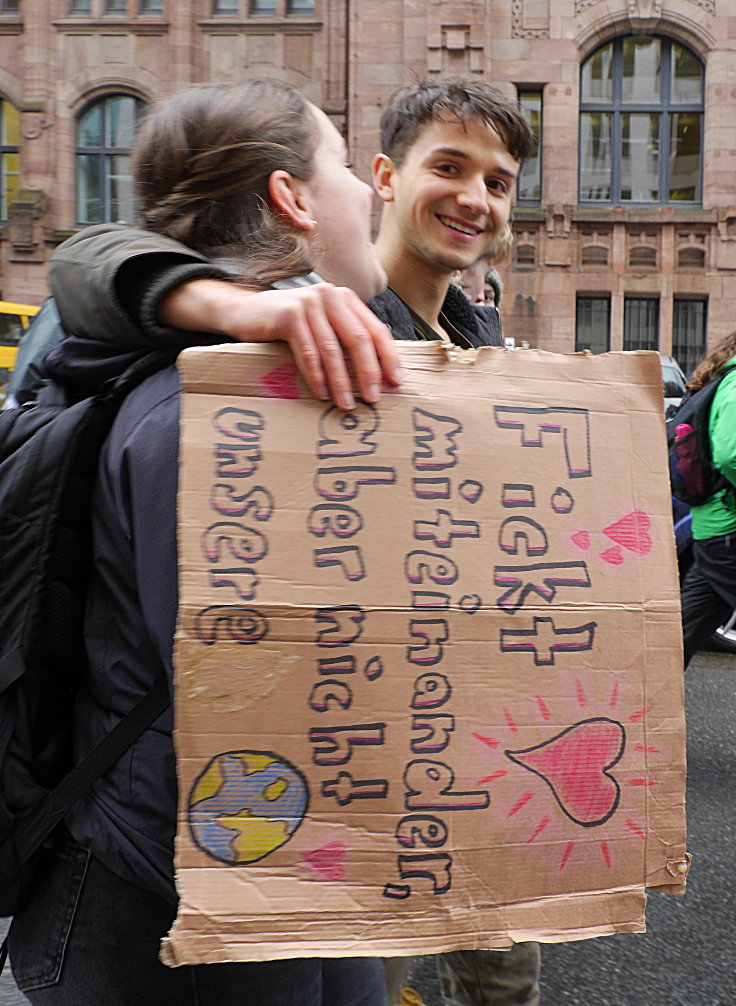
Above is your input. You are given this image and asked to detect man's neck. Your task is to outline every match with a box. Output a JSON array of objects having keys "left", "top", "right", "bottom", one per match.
[{"left": 375, "top": 234, "right": 451, "bottom": 333}]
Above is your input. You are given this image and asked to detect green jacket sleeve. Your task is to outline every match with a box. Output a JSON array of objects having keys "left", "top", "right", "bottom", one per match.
[
  {"left": 49, "top": 223, "right": 230, "bottom": 349},
  {"left": 710, "top": 365, "right": 736, "bottom": 488}
]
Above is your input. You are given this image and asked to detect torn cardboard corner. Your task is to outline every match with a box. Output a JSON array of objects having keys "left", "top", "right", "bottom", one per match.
[{"left": 166, "top": 343, "right": 687, "bottom": 965}]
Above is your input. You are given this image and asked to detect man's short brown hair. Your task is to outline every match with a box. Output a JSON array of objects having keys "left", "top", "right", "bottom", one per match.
[{"left": 379, "top": 78, "right": 533, "bottom": 166}]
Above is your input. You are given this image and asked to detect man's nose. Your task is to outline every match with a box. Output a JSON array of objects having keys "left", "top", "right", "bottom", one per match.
[{"left": 456, "top": 177, "right": 488, "bottom": 214}]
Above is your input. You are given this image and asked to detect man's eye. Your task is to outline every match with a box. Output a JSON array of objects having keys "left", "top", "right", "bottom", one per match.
[
  {"left": 436, "top": 163, "right": 459, "bottom": 174},
  {"left": 487, "top": 179, "right": 509, "bottom": 194}
]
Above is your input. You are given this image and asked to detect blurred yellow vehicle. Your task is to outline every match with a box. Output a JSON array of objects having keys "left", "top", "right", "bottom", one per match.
[{"left": 0, "top": 300, "right": 40, "bottom": 404}]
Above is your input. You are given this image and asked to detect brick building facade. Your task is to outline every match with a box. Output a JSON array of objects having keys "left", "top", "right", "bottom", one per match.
[{"left": 0, "top": 0, "right": 734, "bottom": 370}]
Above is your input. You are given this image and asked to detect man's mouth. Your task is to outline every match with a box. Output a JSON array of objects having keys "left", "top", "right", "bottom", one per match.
[{"left": 436, "top": 214, "right": 484, "bottom": 237}]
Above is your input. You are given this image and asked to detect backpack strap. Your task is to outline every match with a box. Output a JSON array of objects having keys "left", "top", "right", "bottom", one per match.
[
  {"left": 0, "top": 674, "right": 169, "bottom": 973},
  {"left": 13, "top": 674, "right": 170, "bottom": 862}
]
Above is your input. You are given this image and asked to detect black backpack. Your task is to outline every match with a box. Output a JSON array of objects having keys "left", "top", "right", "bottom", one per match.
[
  {"left": 667, "top": 365, "right": 736, "bottom": 506},
  {"left": 0, "top": 351, "right": 173, "bottom": 967}
]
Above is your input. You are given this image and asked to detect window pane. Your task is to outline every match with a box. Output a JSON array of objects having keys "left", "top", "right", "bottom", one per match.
[
  {"left": 287, "top": 0, "right": 315, "bottom": 9},
  {"left": 581, "top": 43, "right": 613, "bottom": 103},
  {"left": 622, "top": 37, "right": 661, "bottom": 103},
  {"left": 621, "top": 113, "right": 659, "bottom": 201},
  {"left": 579, "top": 112, "right": 611, "bottom": 200},
  {"left": 669, "top": 113, "right": 701, "bottom": 202},
  {"left": 215, "top": 0, "right": 239, "bottom": 10},
  {"left": 106, "top": 96, "right": 138, "bottom": 148},
  {"left": 140, "top": 0, "right": 163, "bottom": 9},
  {"left": 250, "top": 0, "right": 276, "bottom": 8},
  {"left": 673, "top": 299, "right": 706, "bottom": 378},
  {"left": 105, "top": 0, "right": 127, "bottom": 11},
  {"left": 672, "top": 43, "right": 703, "bottom": 104},
  {"left": 1, "top": 99, "right": 18, "bottom": 146},
  {"left": 517, "top": 91, "right": 541, "bottom": 202},
  {"left": 0, "top": 1, "right": 20, "bottom": 13},
  {"left": 576, "top": 297, "right": 610, "bottom": 353},
  {"left": 624, "top": 298, "right": 658, "bottom": 351},
  {"left": 78, "top": 154, "right": 103, "bottom": 222},
  {"left": 78, "top": 105, "right": 103, "bottom": 147},
  {"left": 108, "top": 154, "right": 135, "bottom": 223},
  {"left": 69, "top": 0, "right": 92, "bottom": 10}
]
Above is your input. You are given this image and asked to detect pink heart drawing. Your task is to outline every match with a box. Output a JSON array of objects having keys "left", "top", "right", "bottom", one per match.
[
  {"left": 600, "top": 545, "right": 623, "bottom": 565},
  {"left": 261, "top": 361, "right": 301, "bottom": 400},
  {"left": 505, "top": 717, "right": 625, "bottom": 827},
  {"left": 570, "top": 531, "right": 591, "bottom": 550},
  {"left": 603, "top": 510, "right": 652, "bottom": 555},
  {"left": 303, "top": 841, "right": 346, "bottom": 881}
]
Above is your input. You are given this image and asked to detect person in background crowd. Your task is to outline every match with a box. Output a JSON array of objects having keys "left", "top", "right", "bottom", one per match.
[
  {"left": 679, "top": 331, "right": 736, "bottom": 668},
  {"left": 43, "top": 77, "right": 539, "bottom": 1006}
]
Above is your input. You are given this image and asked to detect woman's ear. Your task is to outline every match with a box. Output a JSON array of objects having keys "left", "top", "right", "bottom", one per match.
[
  {"left": 268, "top": 170, "right": 315, "bottom": 232},
  {"left": 372, "top": 153, "right": 396, "bottom": 204}
]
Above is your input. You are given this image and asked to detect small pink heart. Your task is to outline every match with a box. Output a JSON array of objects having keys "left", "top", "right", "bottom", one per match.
[
  {"left": 600, "top": 545, "right": 623, "bottom": 565},
  {"left": 303, "top": 841, "right": 346, "bottom": 881},
  {"left": 570, "top": 531, "right": 591, "bottom": 550},
  {"left": 603, "top": 510, "right": 652, "bottom": 555},
  {"left": 261, "top": 361, "right": 301, "bottom": 400}
]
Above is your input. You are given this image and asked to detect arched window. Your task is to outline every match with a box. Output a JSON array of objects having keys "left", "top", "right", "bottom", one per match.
[
  {"left": 76, "top": 94, "right": 143, "bottom": 224},
  {"left": 0, "top": 98, "right": 20, "bottom": 221},
  {"left": 579, "top": 36, "right": 703, "bottom": 205}
]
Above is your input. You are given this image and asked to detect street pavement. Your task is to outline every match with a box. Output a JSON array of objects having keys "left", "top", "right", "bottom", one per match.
[{"left": 1, "top": 649, "right": 733, "bottom": 1006}]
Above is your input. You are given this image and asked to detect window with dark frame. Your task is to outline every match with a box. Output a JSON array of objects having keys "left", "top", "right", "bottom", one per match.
[
  {"left": 214, "top": 0, "right": 239, "bottom": 13},
  {"left": 673, "top": 298, "right": 707, "bottom": 378},
  {"left": 517, "top": 89, "right": 541, "bottom": 204},
  {"left": 69, "top": 0, "right": 92, "bottom": 12},
  {"left": 579, "top": 35, "right": 703, "bottom": 205},
  {"left": 623, "top": 296, "right": 659, "bottom": 351},
  {"left": 76, "top": 94, "right": 143, "bottom": 225},
  {"left": 576, "top": 296, "right": 611, "bottom": 354},
  {"left": 0, "top": 98, "right": 20, "bottom": 221},
  {"left": 0, "top": 1, "right": 20, "bottom": 14},
  {"left": 105, "top": 0, "right": 127, "bottom": 11},
  {"left": 140, "top": 0, "right": 163, "bottom": 11}
]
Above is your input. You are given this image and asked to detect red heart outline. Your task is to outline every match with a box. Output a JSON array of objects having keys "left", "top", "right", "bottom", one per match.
[
  {"left": 505, "top": 717, "right": 626, "bottom": 827},
  {"left": 603, "top": 510, "right": 652, "bottom": 555},
  {"left": 261, "top": 361, "right": 301, "bottom": 400},
  {"left": 600, "top": 545, "right": 623, "bottom": 565}
]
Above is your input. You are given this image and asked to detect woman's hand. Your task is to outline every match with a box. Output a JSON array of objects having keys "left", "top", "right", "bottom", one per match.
[{"left": 160, "top": 279, "right": 402, "bottom": 411}]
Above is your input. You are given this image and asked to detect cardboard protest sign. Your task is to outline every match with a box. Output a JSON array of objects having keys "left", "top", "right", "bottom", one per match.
[{"left": 164, "top": 343, "right": 688, "bottom": 965}]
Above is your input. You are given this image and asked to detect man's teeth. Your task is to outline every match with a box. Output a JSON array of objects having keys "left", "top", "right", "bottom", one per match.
[{"left": 437, "top": 215, "right": 479, "bottom": 236}]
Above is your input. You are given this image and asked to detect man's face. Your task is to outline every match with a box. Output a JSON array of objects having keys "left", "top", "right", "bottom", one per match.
[{"left": 374, "top": 115, "right": 520, "bottom": 276}]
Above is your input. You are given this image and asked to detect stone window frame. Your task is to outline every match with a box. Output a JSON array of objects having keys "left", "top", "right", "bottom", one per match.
[
  {"left": 75, "top": 92, "right": 145, "bottom": 226},
  {"left": 575, "top": 294, "right": 611, "bottom": 353},
  {"left": 516, "top": 87, "right": 542, "bottom": 205},
  {"left": 579, "top": 34, "right": 704, "bottom": 207},
  {"left": 0, "top": 97, "right": 20, "bottom": 221}
]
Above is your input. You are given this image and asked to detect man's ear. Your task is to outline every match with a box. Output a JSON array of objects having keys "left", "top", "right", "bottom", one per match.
[
  {"left": 372, "top": 153, "right": 397, "bottom": 204},
  {"left": 267, "top": 170, "right": 315, "bottom": 232}
]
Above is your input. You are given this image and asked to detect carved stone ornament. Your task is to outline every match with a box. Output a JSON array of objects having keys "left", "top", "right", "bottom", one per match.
[{"left": 511, "top": 0, "right": 550, "bottom": 39}]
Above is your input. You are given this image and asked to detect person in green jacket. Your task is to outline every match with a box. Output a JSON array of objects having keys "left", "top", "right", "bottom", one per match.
[{"left": 680, "top": 331, "right": 736, "bottom": 666}]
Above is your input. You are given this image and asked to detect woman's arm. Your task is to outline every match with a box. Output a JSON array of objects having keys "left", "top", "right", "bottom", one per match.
[{"left": 50, "top": 224, "right": 402, "bottom": 408}]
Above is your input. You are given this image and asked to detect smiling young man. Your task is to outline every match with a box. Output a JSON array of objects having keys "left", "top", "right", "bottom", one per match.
[{"left": 366, "top": 79, "right": 529, "bottom": 354}]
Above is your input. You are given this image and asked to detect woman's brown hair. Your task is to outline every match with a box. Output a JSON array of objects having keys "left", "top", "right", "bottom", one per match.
[
  {"left": 688, "top": 331, "right": 736, "bottom": 392},
  {"left": 132, "top": 79, "right": 320, "bottom": 287}
]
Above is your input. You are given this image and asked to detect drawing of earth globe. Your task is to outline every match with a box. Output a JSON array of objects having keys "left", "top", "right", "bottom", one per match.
[{"left": 188, "top": 750, "right": 309, "bottom": 865}]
